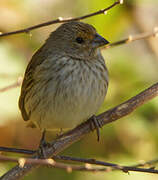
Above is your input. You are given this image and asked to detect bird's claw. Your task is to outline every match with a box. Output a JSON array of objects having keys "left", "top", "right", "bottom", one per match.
[
  {"left": 38, "top": 130, "right": 51, "bottom": 158},
  {"left": 89, "top": 115, "right": 102, "bottom": 141}
]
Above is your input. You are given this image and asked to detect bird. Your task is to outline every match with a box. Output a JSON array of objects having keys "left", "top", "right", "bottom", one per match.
[{"left": 19, "top": 21, "right": 109, "bottom": 145}]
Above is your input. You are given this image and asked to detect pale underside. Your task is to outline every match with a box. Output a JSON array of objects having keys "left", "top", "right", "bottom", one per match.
[{"left": 24, "top": 52, "right": 108, "bottom": 131}]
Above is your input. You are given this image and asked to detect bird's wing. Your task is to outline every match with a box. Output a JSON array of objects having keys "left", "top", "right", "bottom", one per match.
[{"left": 19, "top": 45, "right": 47, "bottom": 121}]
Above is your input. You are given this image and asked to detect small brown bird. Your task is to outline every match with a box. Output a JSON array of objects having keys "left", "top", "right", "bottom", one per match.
[{"left": 19, "top": 21, "right": 109, "bottom": 143}]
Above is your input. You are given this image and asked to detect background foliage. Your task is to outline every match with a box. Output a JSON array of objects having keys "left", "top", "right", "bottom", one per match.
[{"left": 0, "top": 0, "right": 158, "bottom": 179}]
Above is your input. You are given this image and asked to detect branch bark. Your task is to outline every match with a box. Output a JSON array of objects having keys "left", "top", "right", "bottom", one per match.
[
  {"left": 0, "top": 155, "right": 158, "bottom": 174},
  {"left": 1, "top": 82, "right": 158, "bottom": 180},
  {"left": 0, "top": 1, "right": 120, "bottom": 38},
  {"left": 104, "top": 28, "right": 158, "bottom": 49}
]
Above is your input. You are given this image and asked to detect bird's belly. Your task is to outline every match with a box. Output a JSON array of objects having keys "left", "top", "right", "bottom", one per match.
[
  {"left": 29, "top": 79, "right": 107, "bottom": 131},
  {"left": 42, "top": 93, "right": 105, "bottom": 130},
  {"left": 26, "top": 58, "right": 108, "bottom": 131}
]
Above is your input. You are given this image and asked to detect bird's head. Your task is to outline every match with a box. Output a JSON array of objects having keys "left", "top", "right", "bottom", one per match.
[{"left": 46, "top": 21, "right": 109, "bottom": 60}]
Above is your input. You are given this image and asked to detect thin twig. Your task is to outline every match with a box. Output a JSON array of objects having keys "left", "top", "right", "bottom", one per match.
[
  {"left": 0, "top": 155, "right": 107, "bottom": 173},
  {"left": 0, "top": 147, "right": 35, "bottom": 155},
  {"left": 0, "top": 147, "right": 158, "bottom": 171},
  {"left": 0, "top": 1, "right": 120, "bottom": 38},
  {"left": 55, "top": 156, "right": 158, "bottom": 174},
  {"left": 55, "top": 155, "right": 158, "bottom": 169},
  {"left": 132, "top": 158, "right": 158, "bottom": 168},
  {"left": 0, "top": 77, "right": 22, "bottom": 93},
  {"left": 0, "top": 155, "right": 158, "bottom": 174},
  {"left": 104, "top": 27, "right": 158, "bottom": 49}
]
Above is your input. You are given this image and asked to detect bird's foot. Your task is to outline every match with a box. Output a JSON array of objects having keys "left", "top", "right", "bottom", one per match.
[
  {"left": 38, "top": 130, "right": 51, "bottom": 158},
  {"left": 89, "top": 115, "right": 102, "bottom": 141}
]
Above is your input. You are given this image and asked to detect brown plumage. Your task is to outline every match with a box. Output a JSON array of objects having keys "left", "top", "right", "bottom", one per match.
[{"left": 19, "top": 21, "right": 109, "bottom": 133}]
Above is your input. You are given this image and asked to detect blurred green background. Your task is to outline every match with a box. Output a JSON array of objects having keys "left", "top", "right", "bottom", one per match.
[{"left": 0, "top": 0, "right": 158, "bottom": 179}]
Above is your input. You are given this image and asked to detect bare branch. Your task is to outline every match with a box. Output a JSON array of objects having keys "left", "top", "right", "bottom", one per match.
[
  {"left": 54, "top": 155, "right": 158, "bottom": 169},
  {"left": 0, "top": 155, "right": 158, "bottom": 174},
  {"left": 1, "top": 82, "right": 158, "bottom": 180},
  {"left": 0, "top": 146, "right": 158, "bottom": 169},
  {"left": 0, "top": 77, "right": 22, "bottom": 93},
  {"left": 0, "top": 155, "right": 108, "bottom": 173},
  {"left": 104, "top": 27, "right": 158, "bottom": 49},
  {"left": 132, "top": 158, "right": 158, "bottom": 168},
  {"left": 0, "top": 147, "right": 35, "bottom": 155},
  {"left": 0, "top": 147, "right": 158, "bottom": 171},
  {"left": 53, "top": 156, "right": 158, "bottom": 174},
  {"left": 0, "top": 1, "right": 120, "bottom": 38}
]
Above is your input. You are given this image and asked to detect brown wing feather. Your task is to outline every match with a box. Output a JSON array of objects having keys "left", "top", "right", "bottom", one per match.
[{"left": 19, "top": 45, "right": 47, "bottom": 121}]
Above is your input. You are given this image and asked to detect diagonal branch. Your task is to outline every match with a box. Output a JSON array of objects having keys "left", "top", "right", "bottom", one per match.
[
  {"left": 0, "top": 1, "right": 121, "bottom": 38},
  {"left": 1, "top": 82, "right": 158, "bottom": 180}
]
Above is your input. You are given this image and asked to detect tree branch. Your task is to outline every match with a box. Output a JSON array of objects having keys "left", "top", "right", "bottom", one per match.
[
  {"left": 0, "top": 1, "right": 121, "bottom": 38},
  {"left": 104, "top": 27, "right": 158, "bottom": 49},
  {"left": 0, "top": 147, "right": 35, "bottom": 155},
  {"left": 0, "top": 77, "right": 22, "bottom": 93},
  {"left": 0, "top": 155, "right": 158, "bottom": 174},
  {"left": 54, "top": 155, "right": 158, "bottom": 169},
  {"left": 1, "top": 82, "right": 158, "bottom": 180},
  {"left": 0, "top": 148, "right": 158, "bottom": 170},
  {"left": 1, "top": 147, "right": 158, "bottom": 171}
]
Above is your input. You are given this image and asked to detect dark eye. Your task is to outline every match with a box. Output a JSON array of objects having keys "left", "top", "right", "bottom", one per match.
[{"left": 76, "top": 37, "right": 84, "bottom": 44}]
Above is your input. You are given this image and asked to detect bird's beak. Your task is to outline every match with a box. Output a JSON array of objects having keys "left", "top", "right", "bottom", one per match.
[{"left": 92, "top": 33, "right": 109, "bottom": 48}]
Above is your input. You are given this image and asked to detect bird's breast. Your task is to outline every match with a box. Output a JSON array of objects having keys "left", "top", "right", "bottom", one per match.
[{"left": 26, "top": 56, "right": 108, "bottom": 130}]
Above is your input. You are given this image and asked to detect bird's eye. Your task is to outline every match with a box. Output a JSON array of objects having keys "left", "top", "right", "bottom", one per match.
[{"left": 76, "top": 37, "right": 84, "bottom": 44}]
